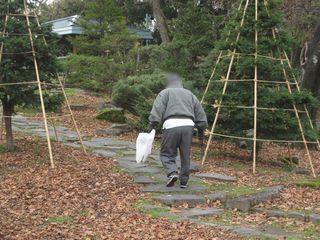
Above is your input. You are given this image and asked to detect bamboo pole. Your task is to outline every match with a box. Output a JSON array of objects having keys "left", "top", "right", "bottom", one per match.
[
  {"left": 201, "top": 0, "right": 251, "bottom": 165},
  {"left": 33, "top": 11, "right": 87, "bottom": 154},
  {"left": 252, "top": 0, "right": 259, "bottom": 174},
  {"left": 201, "top": 52, "right": 223, "bottom": 103},
  {"left": 201, "top": 0, "right": 245, "bottom": 104},
  {"left": 279, "top": 55, "right": 316, "bottom": 177},
  {"left": 264, "top": 0, "right": 316, "bottom": 177},
  {"left": 23, "top": 0, "right": 55, "bottom": 168},
  {"left": 283, "top": 51, "right": 320, "bottom": 151},
  {"left": 0, "top": 14, "right": 9, "bottom": 142},
  {"left": 271, "top": 32, "right": 316, "bottom": 177},
  {"left": 50, "top": 116, "right": 59, "bottom": 142}
]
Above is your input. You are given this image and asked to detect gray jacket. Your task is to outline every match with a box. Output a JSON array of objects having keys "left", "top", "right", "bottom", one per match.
[{"left": 149, "top": 86, "right": 208, "bottom": 130}]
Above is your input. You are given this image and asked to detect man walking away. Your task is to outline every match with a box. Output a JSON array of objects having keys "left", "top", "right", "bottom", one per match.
[{"left": 148, "top": 74, "right": 208, "bottom": 188}]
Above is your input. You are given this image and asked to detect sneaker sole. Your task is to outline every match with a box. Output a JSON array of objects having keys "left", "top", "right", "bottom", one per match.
[{"left": 166, "top": 176, "right": 178, "bottom": 187}]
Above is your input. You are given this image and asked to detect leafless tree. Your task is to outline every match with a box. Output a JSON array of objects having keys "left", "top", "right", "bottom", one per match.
[{"left": 300, "top": 22, "right": 320, "bottom": 121}]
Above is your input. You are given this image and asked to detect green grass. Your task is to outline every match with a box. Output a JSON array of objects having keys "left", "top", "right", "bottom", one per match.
[
  {"left": 208, "top": 182, "right": 264, "bottom": 197},
  {"left": 47, "top": 215, "right": 74, "bottom": 224},
  {"left": 79, "top": 210, "right": 89, "bottom": 217},
  {"left": 111, "top": 166, "right": 124, "bottom": 173},
  {"left": 296, "top": 179, "right": 320, "bottom": 189},
  {"left": 15, "top": 105, "right": 39, "bottom": 117},
  {"left": 64, "top": 88, "right": 77, "bottom": 96},
  {"left": 115, "top": 150, "right": 125, "bottom": 157},
  {"left": 188, "top": 178, "right": 210, "bottom": 187},
  {"left": 34, "top": 158, "right": 46, "bottom": 166},
  {"left": 302, "top": 225, "right": 319, "bottom": 238},
  {"left": 271, "top": 220, "right": 319, "bottom": 239},
  {"left": 0, "top": 144, "right": 6, "bottom": 153},
  {"left": 134, "top": 198, "right": 169, "bottom": 218}
]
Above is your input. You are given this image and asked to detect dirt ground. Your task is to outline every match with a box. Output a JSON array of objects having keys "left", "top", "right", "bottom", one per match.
[{"left": 0, "top": 137, "right": 241, "bottom": 240}]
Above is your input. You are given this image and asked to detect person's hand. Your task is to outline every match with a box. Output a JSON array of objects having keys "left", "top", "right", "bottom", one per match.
[
  {"left": 198, "top": 128, "right": 204, "bottom": 138},
  {"left": 146, "top": 122, "right": 157, "bottom": 132},
  {"left": 204, "top": 129, "right": 211, "bottom": 137}
]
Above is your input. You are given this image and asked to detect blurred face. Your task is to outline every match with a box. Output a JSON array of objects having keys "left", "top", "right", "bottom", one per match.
[{"left": 166, "top": 74, "right": 181, "bottom": 87}]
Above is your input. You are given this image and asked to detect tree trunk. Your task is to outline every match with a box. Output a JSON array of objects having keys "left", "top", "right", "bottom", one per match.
[
  {"left": 2, "top": 100, "right": 14, "bottom": 151},
  {"left": 150, "top": 0, "right": 170, "bottom": 43},
  {"left": 300, "top": 22, "right": 320, "bottom": 121}
]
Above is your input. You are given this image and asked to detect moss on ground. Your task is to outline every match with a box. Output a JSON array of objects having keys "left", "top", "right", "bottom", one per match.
[
  {"left": 15, "top": 105, "right": 38, "bottom": 117},
  {"left": 0, "top": 144, "right": 6, "bottom": 153},
  {"left": 134, "top": 198, "right": 169, "bottom": 218},
  {"left": 271, "top": 220, "right": 319, "bottom": 239},
  {"left": 47, "top": 215, "right": 74, "bottom": 224},
  {"left": 96, "top": 108, "right": 126, "bottom": 123},
  {"left": 296, "top": 179, "right": 320, "bottom": 189},
  {"left": 111, "top": 166, "right": 124, "bottom": 173},
  {"left": 64, "top": 88, "right": 77, "bottom": 96},
  {"left": 189, "top": 178, "right": 210, "bottom": 187},
  {"left": 208, "top": 182, "right": 264, "bottom": 197}
]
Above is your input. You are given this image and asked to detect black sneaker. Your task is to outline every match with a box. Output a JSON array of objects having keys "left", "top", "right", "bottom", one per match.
[
  {"left": 166, "top": 174, "right": 178, "bottom": 187},
  {"left": 180, "top": 183, "right": 188, "bottom": 189}
]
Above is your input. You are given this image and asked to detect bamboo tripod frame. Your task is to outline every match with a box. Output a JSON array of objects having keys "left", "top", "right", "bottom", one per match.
[
  {"left": 0, "top": 0, "right": 87, "bottom": 168},
  {"left": 201, "top": 0, "right": 319, "bottom": 177}
]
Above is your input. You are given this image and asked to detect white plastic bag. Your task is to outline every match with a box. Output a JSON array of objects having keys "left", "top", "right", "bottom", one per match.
[{"left": 136, "top": 129, "right": 156, "bottom": 163}]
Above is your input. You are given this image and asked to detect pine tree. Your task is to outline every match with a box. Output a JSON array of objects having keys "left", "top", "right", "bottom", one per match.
[
  {"left": 173, "top": 1, "right": 215, "bottom": 61},
  {"left": 0, "top": 0, "right": 59, "bottom": 151},
  {"left": 201, "top": 0, "right": 319, "bottom": 146},
  {"left": 71, "top": 0, "right": 137, "bottom": 61}
]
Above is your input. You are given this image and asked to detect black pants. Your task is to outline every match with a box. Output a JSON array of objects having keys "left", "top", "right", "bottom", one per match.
[{"left": 160, "top": 126, "right": 193, "bottom": 184}]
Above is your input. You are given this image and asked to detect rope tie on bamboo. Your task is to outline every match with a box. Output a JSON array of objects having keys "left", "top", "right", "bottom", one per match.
[
  {"left": 202, "top": 103, "right": 308, "bottom": 113},
  {"left": 208, "top": 132, "right": 319, "bottom": 144}
]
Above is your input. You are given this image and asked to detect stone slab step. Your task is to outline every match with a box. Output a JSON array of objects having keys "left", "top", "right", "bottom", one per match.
[
  {"left": 83, "top": 138, "right": 135, "bottom": 149},
  {"left": 179, "top": 208, "right": 224, "bottom": 218},
  {"left": 121, "top": 150, "right": 136, "bottom": 155},
  {"left": 153, "top": 194, "right": 205, "bottom": 206},
  {"left": 310, "top": 214, "right": 320, "bottom": 224},
  {"left": 117, "top": 156, "right": 136, "bottom": 163},
  {"left": 142, "top": 184, "right": 207, "bottom": 193},
  {"left": 253, "top": 208, "right": 320, "bottom": 223},
  {"left": 148, "top": 155, "right": 200, "bottom": 171},
  {"left": 191, "top": 220, "right": 301, "bottom": 239},
  {"left": 117, "top": 160, "right": 148, "bottom": 169},
  {"left": 226, "top": 185, "right": 284, "bottom": 212},
  {"left": 122, "top": 167, "right": 161, "bottom": 174},
  {"left": 134, "top": 174, "right": 199, "bottom": 184},
  {"left": 205, "top": 191, "right": 227, "bottom": 203},
  {"left": 133, "top": 175, "right": 159, "bottom": 184},
  {"left": 231, "top": 225, "right": 299, "bottom": 239},
  {"left": 195, "top": 172, "right": 236, "bottom": 182},
  {"left": 92, "top": 149, "right": 117, "bottom": 158}
]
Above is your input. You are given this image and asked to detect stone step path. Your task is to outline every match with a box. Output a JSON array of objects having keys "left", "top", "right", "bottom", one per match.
[
  {"left": 195, "top": 172, "right": 237, "bottom": 182},
  {"left": 153, "top": 194, "right": 206, "bottom": 206},
  {"left": 154, "top": 207, "right": 224, "bottom": 219},
  {"left": 254, "top": 208, "right": 320, "bottom": 223},
  {"left": 142, "top": 184, "right": 208, "bottom": 193},
  {"left": 225, "top": 185, "right": 284, "bottom": 212},
  {"left": 11, "top": 115, "right": 301, "bottom": 239}
]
